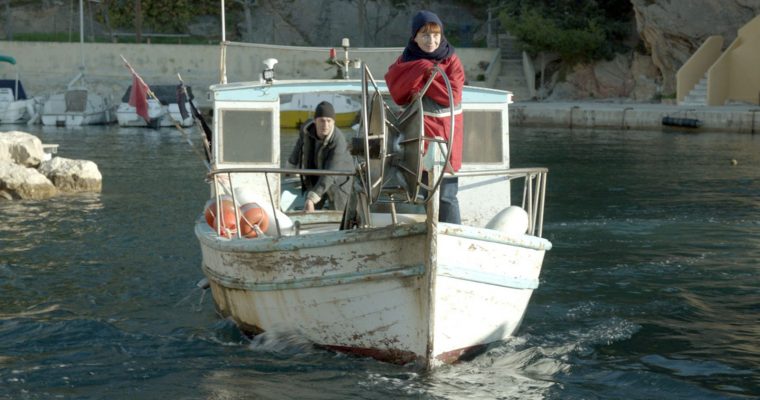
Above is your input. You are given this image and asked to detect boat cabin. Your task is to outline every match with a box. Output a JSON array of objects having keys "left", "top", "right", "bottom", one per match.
[{"left": 205, "top": 75, "right": 544, "bottom": 238}]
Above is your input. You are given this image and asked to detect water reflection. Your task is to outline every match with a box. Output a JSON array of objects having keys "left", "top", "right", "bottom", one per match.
[{"left": 2, "top": 124, "right": 760, "bottom": 398}]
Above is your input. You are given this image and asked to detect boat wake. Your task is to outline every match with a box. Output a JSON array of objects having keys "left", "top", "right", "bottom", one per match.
[
  {"left": 248, "top": 328, "right": 317, "bottom": 356},
  {"left": 0, "top": 304, "right": 61, "bottom": 320}
]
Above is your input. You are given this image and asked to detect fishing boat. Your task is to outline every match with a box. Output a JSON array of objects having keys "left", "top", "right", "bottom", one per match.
[
  {"left": 40, "top": 0, "right": 115, "bottom": 127},
  {"left": 116, "top": 84, "right": 194, "bottom": 128},
  {"left": 194, "top": 36, "right": 552, "bottom": 369},
  {"left": 0, "top": 55, "right": 41, "bottom": 124},
  {"left": 280, "top": 92, "right": 360, "bottom": 129}
]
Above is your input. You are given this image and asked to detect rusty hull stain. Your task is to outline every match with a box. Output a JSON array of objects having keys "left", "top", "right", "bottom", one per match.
[{"left": 321, "top": 344, "right": 421, "bottom": 366}]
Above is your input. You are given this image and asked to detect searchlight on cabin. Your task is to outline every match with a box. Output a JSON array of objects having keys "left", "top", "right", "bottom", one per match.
[{"left": 261, "top": 58, "right": 278, "bottom": 84}]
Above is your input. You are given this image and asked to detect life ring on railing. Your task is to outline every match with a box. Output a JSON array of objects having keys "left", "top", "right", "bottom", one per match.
[{"left": 239, "top": 202, "right": 269, "bottom": 238}]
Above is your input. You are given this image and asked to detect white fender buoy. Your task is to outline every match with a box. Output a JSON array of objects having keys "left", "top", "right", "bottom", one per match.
[{"left": 486, "top": 206, "right": 529, "bottom": 235}]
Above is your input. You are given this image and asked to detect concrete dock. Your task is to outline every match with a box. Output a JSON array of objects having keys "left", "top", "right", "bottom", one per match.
[{"left": 510, "top": 102, "right": 760, "bottom": 133}]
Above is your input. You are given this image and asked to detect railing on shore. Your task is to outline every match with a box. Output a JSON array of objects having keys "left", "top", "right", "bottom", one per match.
[{"left": 109, "top": 32, "right": 192, "bottom": 44}]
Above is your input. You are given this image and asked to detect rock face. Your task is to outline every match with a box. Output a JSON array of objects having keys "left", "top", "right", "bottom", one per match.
[
  {"left": 549, "top": 53, "right": 660, "bottom": 101},
  {"left": 0, "top": 161, "right": 57, "bottom": 200},
  {"left": 0, "top": 131, "right": 45, "bottom": 167},
  {"left": 38, "top": 157, "right": 103, "bottom": 193},
  {"left": 0, "top": 131, "right": 102, "bottom": 200},
  {"left": 544, "top": 0, "right": 760, "bottom": 101},
  {"left": 631, "top": 0, "right": 760, "bottom": 95},
  {"left": 2, "top": 0, "right": 759, "bottom": 102}
]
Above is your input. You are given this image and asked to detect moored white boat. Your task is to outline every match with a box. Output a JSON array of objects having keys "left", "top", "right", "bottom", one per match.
[
  {"left": 40, "top": 0, "right": 115, "bottom": 127},
  {"left": 280, "top": 92, "right": 360, "bottom": 129},
  {"left": 41, "top": 86, "right": 116, "bottom": 127},
  {"left": 0, "top": 55, "right": 42, "bottom": 124},
  {"left": 194, "top": 39, "right": 552, "bottom": 369},
  {"left": 116, "top": 84, "right": 194, "bottom": 128}
]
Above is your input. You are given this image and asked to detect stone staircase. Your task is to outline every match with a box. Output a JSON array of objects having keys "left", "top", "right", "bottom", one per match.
[
  {"left": 493, "top": 34, "right": 533, "bottom": 101},
  {"left": 680, "top": 75, "right": 708, "bottom": 106}
]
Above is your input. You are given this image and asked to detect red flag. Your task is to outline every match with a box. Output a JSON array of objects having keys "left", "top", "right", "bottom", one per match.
[
  {"left": 121, "top": 55, "right": 151, "bottom": 123},
  {"left": 128, "top": 73, "right": 150, "bottom": 123}
]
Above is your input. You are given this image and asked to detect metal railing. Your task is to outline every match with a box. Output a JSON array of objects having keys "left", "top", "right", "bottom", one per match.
[
  {"left": 203, "top": 165, "right": 548, "bottom": 239},
  {"left": 205, "top": 167, "right": 354, "bottom": 239},
  {"left": 454, "top": 167, "right": 548, "bottom": 237}
]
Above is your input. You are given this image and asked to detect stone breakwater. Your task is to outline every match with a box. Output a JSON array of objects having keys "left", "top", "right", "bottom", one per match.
[
  {"left": 0, "top": 131, "right": 102, "bottom": 200},
  {"left": 510, "top": 102, "right": 760, "bottom": 133}
]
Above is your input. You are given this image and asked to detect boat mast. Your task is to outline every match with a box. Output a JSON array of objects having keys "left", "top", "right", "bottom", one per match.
[
  {"left": 79, "top": 0, "right": 85, "bottom": 73},
  {"left": 220, "top": 0, "right": 227, "bottom": 84},
  {"left": 66, "top": 0, "right": 86, "bottom": 89}
]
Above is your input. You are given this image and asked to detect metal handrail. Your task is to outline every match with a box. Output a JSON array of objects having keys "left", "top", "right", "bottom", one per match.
[
  {"left": 206, "top": 167, "right": 355, "bottom": 179},
  {"left": 455, "top": 167, "right": 547, "bottom": 237},
  {"left": 205, "top": 165, "right": 548, "bottom": 238}
]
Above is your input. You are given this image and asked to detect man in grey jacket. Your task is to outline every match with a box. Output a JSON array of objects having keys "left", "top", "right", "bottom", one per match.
[{"left": 287, "top": 101, "right": 354, "bottom": 211}]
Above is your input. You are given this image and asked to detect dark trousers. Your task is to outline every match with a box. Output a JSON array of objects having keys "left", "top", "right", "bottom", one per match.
[{"left": 438, "top": 177, "right": 461, "bottom": 224}]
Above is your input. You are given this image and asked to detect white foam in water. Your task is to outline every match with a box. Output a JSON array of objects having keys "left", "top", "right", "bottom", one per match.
[{"left": 248, "top": 328, "right": 315, "bottom": 355}]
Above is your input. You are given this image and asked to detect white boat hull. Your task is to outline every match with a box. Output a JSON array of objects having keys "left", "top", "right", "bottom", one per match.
[
  {"left": 0, "top": 100, "right": 30, "bottom": 124},
  {"left": 0, "top": 88, "right": 32, "bottom": 124},
  {"left": 116, "top": 101, "right": 194, "bottom": 128},
  {"left": 196, "top": 219, "right": 549, "bottom": 368},
  {"left": 41, "top": 89, "right": 115, "bottom": 127}
]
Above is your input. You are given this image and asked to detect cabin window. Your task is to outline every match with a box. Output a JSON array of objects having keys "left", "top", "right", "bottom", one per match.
[
  {"left": 462, "top": 110, "right": 502, "bottom": 163},
  {"left": 219, "top": 109, "right": 273, "bottom": 163}
]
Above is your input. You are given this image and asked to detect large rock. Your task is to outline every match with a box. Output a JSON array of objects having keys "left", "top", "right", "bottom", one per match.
[
  {"left": 630, "top": 53, "right": 660, "bottom": 102},
  {"left": 0, "top": 161, "right": 57, "bottom": 200},
  {"left": 549, "top": 53, "right": 658, "bottom": 101},
  {"left": 38, "top": 157, "right": 103, "bottom": 193},
  {"left": 0, "top": 131, "right": 45, "bottom": 167},
  {"left": 631, "top": 0, "right": 760, "bottom": 95}
]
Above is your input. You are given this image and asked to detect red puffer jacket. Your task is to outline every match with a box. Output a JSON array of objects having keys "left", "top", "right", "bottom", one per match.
[{"left": 385, "top": 54, "right": 465, "bottom": 171}]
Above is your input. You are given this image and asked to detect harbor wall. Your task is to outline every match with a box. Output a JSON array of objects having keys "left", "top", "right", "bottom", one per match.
[
  {"left": 0, "top": 41, "right": 498, "bottom": 109},
  {"left": 510, "top": 102, "right": 760, "bottom": 133}
]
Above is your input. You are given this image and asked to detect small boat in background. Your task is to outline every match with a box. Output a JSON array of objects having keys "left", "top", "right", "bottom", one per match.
[
  {"left": 41, "top": 84, "right": 116, "bottom": 127},
  {"left": 280, "top": 92, "right": 360, "bottom": 128},
  {"left": 39, "top": 0, "right": 115, "bottom": 127},
  {"left": 0, "top": 55, "right": 43, "bottom": 124},
  {"left": 116, "top": 84, "right": 194, "bottom": 128}
]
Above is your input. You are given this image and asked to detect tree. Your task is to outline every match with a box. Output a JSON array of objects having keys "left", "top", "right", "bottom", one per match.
[
  {"left": 102, "top": 0, "right": 221, "bottom": 35},
  {"left": 498, "top": 0, "right": 632, "bottom": 96},
  {"left": 233, "top": 0, "right": 257, "bottom": 42},
  {"left": 135, "top": 0, "right": 142, "bottom": 42}
]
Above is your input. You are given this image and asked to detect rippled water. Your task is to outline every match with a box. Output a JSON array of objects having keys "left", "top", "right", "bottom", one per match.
[{"left": 1, "top": 124, "right": 758, "bottom": 399}]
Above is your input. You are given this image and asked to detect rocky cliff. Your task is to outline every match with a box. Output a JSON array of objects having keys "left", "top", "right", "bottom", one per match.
[
  {"left": 2, "top": 0, "right": 759, "bottom": 102},
  {"left": 553, "top": 0, "right": 760, "bottom": 101},
  {"left": 632, "top": 0, "right": 760, "bottom": 95}
]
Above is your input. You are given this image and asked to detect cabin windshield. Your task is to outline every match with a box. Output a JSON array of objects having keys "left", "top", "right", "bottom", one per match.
[
  {"left": 218, "top": 109, "right": 274, "bottom": 164},
  {"left": 462, "top": 109, "right": 504, "bottom": 164}
]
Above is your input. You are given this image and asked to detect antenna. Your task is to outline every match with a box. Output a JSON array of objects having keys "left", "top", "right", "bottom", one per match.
[
  {"left": 79, "top": 0, "right": 84, "bottom": 72},
  {"left": 221, "top": 0, "right": 226, "bottom": 43}
]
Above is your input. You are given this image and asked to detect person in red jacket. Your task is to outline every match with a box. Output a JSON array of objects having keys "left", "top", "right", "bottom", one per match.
[{"left": 385, "top": 10, "right": 465, "bottom": 224}]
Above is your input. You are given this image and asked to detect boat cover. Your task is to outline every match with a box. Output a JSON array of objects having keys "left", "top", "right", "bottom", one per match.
[
  {"left": 121, "top": 84, "right": 194, "bottom": 105},
  {"left": 0, "top": 79, "right": 27, "bottom": 100}
]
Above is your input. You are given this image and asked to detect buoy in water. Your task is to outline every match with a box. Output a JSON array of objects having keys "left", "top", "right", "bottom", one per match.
[
  {"left": 486, "top": 206, "right": 529, "bottom": 235},
  {"left": 239, "top": 202, "right": 269, "bottom": 238},
  {"left": 662, "top": 116, "right": 702, "bottom": 128},
  {"left": 204, "top": 197, "right": 238, "bottom": 237}
]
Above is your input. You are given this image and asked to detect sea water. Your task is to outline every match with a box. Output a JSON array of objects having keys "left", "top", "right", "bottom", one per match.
[{"left": 0, "top": 124, "right": 758, "bottom": 399}]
